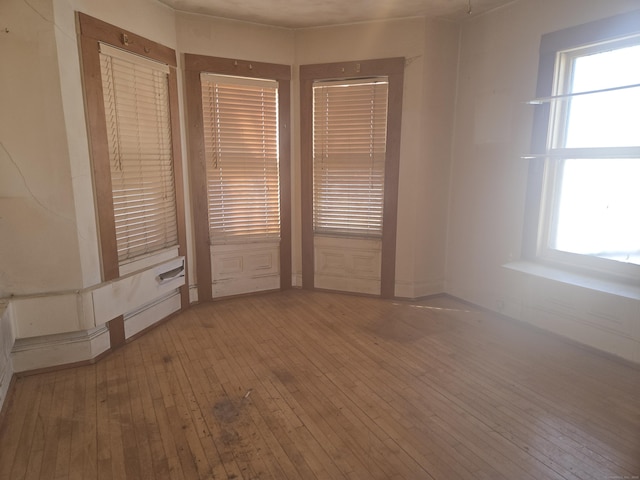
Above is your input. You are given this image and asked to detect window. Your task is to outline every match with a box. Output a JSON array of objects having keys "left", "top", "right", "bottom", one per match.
[
  {"left": 200, "top": 74, "right": 280, "bottom": 243},
  {"left": 184, "top": 55, "right": 291, "bottom": 301},
  {"left": 525, "top": 12, "right": 640, "bottom": 282},
  {"left": 100, "top": 44, "right": 178, "bottom": 263},
  {"left": 300, "top": 58, "right": 404, "bottom": 297},
  {"left": 313, "top": 79, "right": 389, "bottom": 238},
  {"left": 78, "top": 13, "right": 186, "bottom": 282}
]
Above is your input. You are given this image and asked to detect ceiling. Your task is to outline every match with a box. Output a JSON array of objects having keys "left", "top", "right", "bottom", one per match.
[{"left": 158, "top": 0, "right": 516, "bottom": 28}]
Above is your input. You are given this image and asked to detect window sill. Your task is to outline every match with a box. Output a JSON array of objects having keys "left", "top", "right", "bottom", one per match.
[{"left": 503, "top": 261, "right": 640, "bottom": 301}]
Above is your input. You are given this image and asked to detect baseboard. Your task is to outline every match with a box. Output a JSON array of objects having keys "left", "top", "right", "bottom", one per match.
[
  {"left": 0, "top": 300, "right": 14, "bottom": 419},
  {"left": 11, "top": 326, "right": 110, "bottom": 373},
  {"left": 0, "top": 371, "right": 16, "bottom": 429},
  {"left": 394, "top": 279, "right": 445, "bottom": 299},
  {"left": 124, "top": 291, "right": 181, "bottom": 339},
  {"left": 0, "top": 361, "right": 14, "bottom": 418},
  {"left": 189, "top": 284, "right": 199, "bottom": 304}
]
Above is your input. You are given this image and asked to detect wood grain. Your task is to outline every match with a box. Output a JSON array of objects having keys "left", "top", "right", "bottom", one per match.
[
  {"left": 184, "top": 54, "right": 293, "bottom": 299},
  {"left": 299, "top": 58, "right": 405, "bottom": 297},
  {"left": 1, "top": 291, "right": 639, "bottom": 479}
]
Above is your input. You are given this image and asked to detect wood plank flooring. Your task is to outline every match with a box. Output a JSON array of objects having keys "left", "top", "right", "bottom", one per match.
[{"left": 1, "top": 290, "right": 639, "bottom": 479}]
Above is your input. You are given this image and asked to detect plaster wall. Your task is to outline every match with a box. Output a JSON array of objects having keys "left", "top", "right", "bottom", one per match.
[
  {"left": 447, "top": 0, "right": 640, "bottom": 362},
  {"left": 0, "top": 0, "right": 83, "bottom": 298}
]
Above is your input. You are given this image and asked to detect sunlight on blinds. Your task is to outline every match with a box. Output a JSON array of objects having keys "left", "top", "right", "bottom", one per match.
[
  {"left": 100, "top": 43, "right": 178, "bottom": 263},
  {"left": 200, "top": 73, "right": 280, "bottom": 244},
  {"left": 313, "top": 79, "right": 388, "bottom": 237}
]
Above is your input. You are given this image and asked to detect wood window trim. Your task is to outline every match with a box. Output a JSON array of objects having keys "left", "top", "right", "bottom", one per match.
[
  {"left": 184, "top": 54, "right": 292, "bottom": 302},
  {"left": 77, "top": 13, "right": 189, "bottom": 310},
  {"left": 300, "top": 58, "right": 404, "bottom": 299}
]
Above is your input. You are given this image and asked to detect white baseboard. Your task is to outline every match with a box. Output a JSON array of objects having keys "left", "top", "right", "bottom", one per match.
[
  {"left": 0, "top": 301, "right": 14, "bottom": 413},
  {"left": 394, "top": 279, "right": 445, "bottom": 299},
  {"left": 10, "top": 290, "right": 183, "bottom": 373},
  {"left": 189, "top": 284, "right": 199, "bottom": 303},
  {"left": 11, "top": 326, "right": 110, "bottom": 373},
  {"left": 0, "top": 360, "right": 12, "bottom": 414},
  {"left": 6, "top": 256, "right": 186, "bottom": 374},
  {"left": 124, "top": 291, "right": 181, "bottom": 339}
]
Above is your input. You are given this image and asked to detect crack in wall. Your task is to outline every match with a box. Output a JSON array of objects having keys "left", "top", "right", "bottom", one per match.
[{"left": 0, "top": 141, "right": 76, "bottom": 224}]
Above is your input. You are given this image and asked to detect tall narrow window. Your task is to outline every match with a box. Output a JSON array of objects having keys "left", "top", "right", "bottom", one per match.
[
  {"left": 185, "top": 55, "right": 291, "bottom": 301},
  {"left": 200, "top": 74, "right": 280, "bottom": 243},
  {"left": 78, "top": 13, "right": 186, "bottom": 283},
  {"left": 313, "top": 79, "right": 389, "bottom": 237},
  {"left": 100, "top": 44, "right": 178, "bottom": 263},
  {"left": 525, "top": 12, "right": 640, "bottom": 282},
  {"left": 300, "top": 58, "right": 404, "bottom": 297}
]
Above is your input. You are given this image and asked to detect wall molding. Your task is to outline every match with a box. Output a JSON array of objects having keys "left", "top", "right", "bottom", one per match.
[
  {"left": 12, "top": 326, "right": 110, "bottom": 373},
  {"left": 6, "top": 256, "right": 186, "bottom": 373},
  {"left": 395, "top": 279, "right": 445, "bottom": 300}
]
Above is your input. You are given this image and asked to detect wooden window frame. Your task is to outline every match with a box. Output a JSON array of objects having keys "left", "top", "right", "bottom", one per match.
[
  {"left": 300, "top": 58, "right": 404, "bottom": 299},
  {"left": 78, "top": 13, "right": 189, "bottom": 307},
  {"left": 184, "top": 55, "right": 292, "bottom": 302}
]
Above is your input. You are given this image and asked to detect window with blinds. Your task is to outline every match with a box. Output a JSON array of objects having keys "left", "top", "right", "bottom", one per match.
[
  {"left": 99, "top": 43, "right": 178, "bottom": 264},
  {"left": 313, "top": 78, "right": 389, "bottom": 237},
  {"left": 200, "top": 73, "right": 280, "bottom": 244}
]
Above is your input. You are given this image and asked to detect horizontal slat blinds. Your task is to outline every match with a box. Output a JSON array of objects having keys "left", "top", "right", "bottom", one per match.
[
  {"left": 99, "top": 43, "right": 178, "bottom": 263},
  {"left": 313, "top": 79, "right": 388, "bottom": 237},
  {"left": 201, "top": 74, "right": 280, "bottom": 244}
]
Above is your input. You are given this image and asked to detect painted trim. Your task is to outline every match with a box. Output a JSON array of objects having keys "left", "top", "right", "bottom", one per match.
[
  {"left": 11, "top": 326, "right": 110, "bottom": 373},
  {"left": 0, "top": 300, "right": 13, "bottom": 419},
  {"left": 394, "top": 280, "right": 445, "bottom": 300}
]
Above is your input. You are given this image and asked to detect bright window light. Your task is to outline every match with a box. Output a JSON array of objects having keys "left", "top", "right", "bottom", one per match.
[
  {"left": 553, "top": 158, "right": 640, "bottom": 265},
  {"left": 549, "top": 41, "right": 640, "bottom": 268},
  {"left": 565, "top": 44, "right": 640, "bottom": 148}
]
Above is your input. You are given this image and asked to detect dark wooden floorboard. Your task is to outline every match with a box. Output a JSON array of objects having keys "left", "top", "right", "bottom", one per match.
[{"left": 1, "top": 290, "right": 639, "bottom": 479}]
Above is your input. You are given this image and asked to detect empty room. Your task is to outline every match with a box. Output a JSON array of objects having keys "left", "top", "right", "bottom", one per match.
[{"left": 1, "top": 0, "right": 639, "bottom": 478}]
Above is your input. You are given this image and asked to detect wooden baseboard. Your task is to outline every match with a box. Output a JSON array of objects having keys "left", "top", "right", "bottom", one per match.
[{"left": 108, "top": 315, "right": 126, "bottom": 350}]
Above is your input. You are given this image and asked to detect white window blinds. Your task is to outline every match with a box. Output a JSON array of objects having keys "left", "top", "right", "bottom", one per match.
[
  {"left": 200, "top": 73, "right": 280, "bottom": 244},
  {"left": 313, "top": 78, "right": 389, "bottom": 237},
  {"left": 99, "top": 43, "right": 178, "bottom": 264}
]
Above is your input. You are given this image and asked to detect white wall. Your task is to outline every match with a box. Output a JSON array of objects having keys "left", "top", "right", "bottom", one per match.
[
  {"left": 0, "top": 0, "right": 84, "bottom": 297},
  {"left": 176, "top": 12, "right": 294, "bottom": 62},
  {"left": 447, "top": 0, "right": 640, "bottom": 362}
]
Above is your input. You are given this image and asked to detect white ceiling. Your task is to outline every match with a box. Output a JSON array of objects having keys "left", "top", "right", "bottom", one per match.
[{"left": 159, "top": 0, "right": 516, "bottom": 28}]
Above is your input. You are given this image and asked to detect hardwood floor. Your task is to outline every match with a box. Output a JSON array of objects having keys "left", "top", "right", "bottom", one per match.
[{"left": 1, "top": 290, "right": 639, "bottom": 479}]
